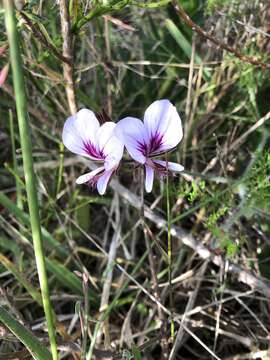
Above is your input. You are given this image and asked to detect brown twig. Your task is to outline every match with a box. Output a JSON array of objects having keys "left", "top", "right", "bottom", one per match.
[
  {"left": 59, "top": 0, "right": 77, "bottom": 115},
  {"left": 104, "top": 17, "right": 113, "bottom": 117},
  {"left": 172, "top": 1, "right": 270, "bottom": 70},
  {"left": 19, "top": 11, "right": 71, "bottom": 65}
]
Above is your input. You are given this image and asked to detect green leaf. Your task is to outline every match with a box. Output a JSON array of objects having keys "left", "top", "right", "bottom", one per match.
[
  {"left": 132, "top": 344, "right": 142, "bottom": 360},
  {"left": 0, "top": 306, "right": 52, "bottom": 360}
]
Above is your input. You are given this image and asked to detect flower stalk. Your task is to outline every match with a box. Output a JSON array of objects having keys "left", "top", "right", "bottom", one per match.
[
  {"left": 166, "top": 155, "right": 175, "bottom": 341},
  {"left": 3, "top": 1, "right": 58, "bottom": 359}
]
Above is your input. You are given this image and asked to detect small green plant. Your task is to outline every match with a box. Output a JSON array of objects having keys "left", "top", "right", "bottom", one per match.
[
  {"left": 180, "top": 180, "right": 206, "bottom": 203},
  {"left": 205, "top": 206, "right": 228, "bottom": 230},
  {"left": 205, "top": 207, "right": 241, "bottom": 257},
  {"left": 244, "top": 152, "right": 270, "bottom": 211}
]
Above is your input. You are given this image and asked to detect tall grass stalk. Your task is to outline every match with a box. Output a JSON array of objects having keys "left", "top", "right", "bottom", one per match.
[{"left": 3, "top": 1, "right": 58, "bottom": 359}]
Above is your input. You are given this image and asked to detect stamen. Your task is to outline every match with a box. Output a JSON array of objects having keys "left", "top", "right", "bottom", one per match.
[
  {"left": 86, "top": 168, "right": 116, "bottom": 189},
  {"left": 146, "top": 158, "right": 167, "bottom": 176}
]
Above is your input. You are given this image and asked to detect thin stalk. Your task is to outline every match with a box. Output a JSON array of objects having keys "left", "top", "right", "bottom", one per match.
[
  {"left": 55, "top": 142, "right": 64, "bottom": 197},
  {"left": 166, "top": 156, "right": 174, "bottom": 341},
  {"left": 82, "top": 273, "right": 90, "bottom": 360},
  {"left": 3, "top": 2, "right": 58, "bottom": 359}
]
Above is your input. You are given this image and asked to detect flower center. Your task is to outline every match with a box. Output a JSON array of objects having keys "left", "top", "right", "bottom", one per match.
[{"left": 146, "top": 158, "right": 167, "bottom": 175}]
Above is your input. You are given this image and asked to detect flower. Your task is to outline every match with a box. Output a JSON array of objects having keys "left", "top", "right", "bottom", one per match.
[
  {"left": 62, "top": 109, "right": 124, "bottom": 195},
  {"left": 115, "top": 99, "right": 184, "bottom": 192}
]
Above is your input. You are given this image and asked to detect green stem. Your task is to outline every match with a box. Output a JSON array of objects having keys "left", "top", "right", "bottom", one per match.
[
  {"left": 131, "top": 0, "right": 172, "bottom": 8},
  {"left": 3, "top": 2, "right": 58, "bottom": 359},
  {"left": 72, "top": 0, "right": 170, "bottom": 32},
  {"left": 166, "top": 156, "right": 174, "bottom": 341},
  {"left": 55, "top": 142, "right": 64, "bottom": 196},
  {"left": 72, "top": 0, "right": 130, "bottom": 32}
]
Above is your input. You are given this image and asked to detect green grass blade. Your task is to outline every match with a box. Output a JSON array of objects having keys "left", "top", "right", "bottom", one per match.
[
  {"left": 0, "top": 306, "right": 52, "bottom": 360},
  {"left": 0, "top": 193, "right": 68, "bottom": 258},
  {"left": 0, "top": 253, "right": 43, "bottom": 306},
  {"left": 165, "top": 19, "right": 210, "bottom": 80},
  {"left": 3, "top": 2, "right": 58, "bottom": 358},
  {"left": 46, "top": 259, "right": 98, "bottom": 304}
]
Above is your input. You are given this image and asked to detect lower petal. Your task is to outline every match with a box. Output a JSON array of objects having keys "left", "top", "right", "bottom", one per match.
[
  {"left": 76, "top": 167, "right": 104, "bottom": 184},
  {"left": 153, "top": 160, "right": 184, "bottom": 172},
  {"left": 145, "top": 165, "right": 154, "bottom": 193},
  {"left": 97, "top": 170, "right": 113, "bottom": 195}
]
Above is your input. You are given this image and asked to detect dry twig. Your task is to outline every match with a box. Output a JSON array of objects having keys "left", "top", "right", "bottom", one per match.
[
  {"left": 59, "top": 0, "right": 77, "bottom": 114},
  {"left": 172, "top": 1, "right": 270, "bottom": 69}
]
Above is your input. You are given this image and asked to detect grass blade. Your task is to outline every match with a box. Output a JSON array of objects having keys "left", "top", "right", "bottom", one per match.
[
  {"left": 165, "top": 19, "right": 210, "bottom": 80},
  {"left": 0, "top": 253, "right": 43, "bottom": 306},
  {"left": 0, "top": 192, "right": 68, "bottom": 258},
  {"left": 0, "top": 306, "right": 52, "bottom": 360}
]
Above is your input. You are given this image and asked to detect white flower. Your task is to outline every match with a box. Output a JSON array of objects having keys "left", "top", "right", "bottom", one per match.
[
  {"left": 62, "top": 109, "right": 124, "bottom": 195},
  {"left": 115, "top": 99, "right": 184, "bottom": 192}
]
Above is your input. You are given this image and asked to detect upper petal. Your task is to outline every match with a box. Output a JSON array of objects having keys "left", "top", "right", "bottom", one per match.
[
  {"left": 62, "top": 109, "right": 101, "bottom": 159},
  {"left": 143, "top": 99, "right": 183, "bottom": 154},
  {"left": 114, "top": 117, "right": 148, "bottom": 164}
]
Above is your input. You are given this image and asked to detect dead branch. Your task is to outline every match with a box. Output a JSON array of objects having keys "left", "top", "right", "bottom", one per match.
[
  {"left": 172, "top": 1, "right": 270, "bottom": 70},
  {"left": 59, "top": 0, "right": 77, "bottom": 114}
]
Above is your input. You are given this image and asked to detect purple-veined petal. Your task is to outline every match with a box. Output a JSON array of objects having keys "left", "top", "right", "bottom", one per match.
[
  {"left": 75, "top": 167, "right": 104, "bottom": 184},
  {"left": 0, "top": 63, "right": 9, "bottom": 87},
  {"left": 62, "top": 109, "right": 102, "bottom": 159},
  {"left": 97, "top": 169, "right": 114, "bottom": 195},
  {"left": 144, "top": 99, "right": 183, "bottom": 154},
  {"left": 145, "top": 165, "right": 154, "bottom": 193},
  {"left": 153, "top": 160, "right": 184, "bottom": 172},
  {"left": 115, "top": 117, "right": 148, "bottom": 164}
]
